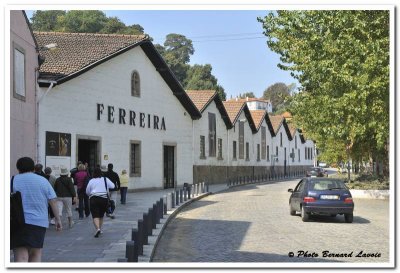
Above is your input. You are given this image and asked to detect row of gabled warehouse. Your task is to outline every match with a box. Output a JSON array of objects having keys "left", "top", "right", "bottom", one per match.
[
  {"left": 10, "top": 10, "right": 315, "bottom": 190},
  {"left": 187, "top": 91, "right": 315, "bottom": 184}
]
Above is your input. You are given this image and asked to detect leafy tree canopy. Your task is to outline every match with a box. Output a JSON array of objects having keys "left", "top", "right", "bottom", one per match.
[
  {"left": 262, "top": 82, "right": 290, "bottom": 111},
  {"left": 185, "top": 64, "right": 227, "bottom": 100},
  {"left": 238, "top": 92, "right": 256, "bottom": 99},
  {"left": 259, "top": 10, "right": 389, "bottom": 167}
]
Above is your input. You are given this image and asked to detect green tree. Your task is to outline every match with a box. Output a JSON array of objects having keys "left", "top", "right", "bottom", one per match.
[
  {"left": 100, "top": 16, "right": 126, "bottom": 34},
  {"left": 185, "top": 64, "right": 226, "bottom": 100},
  {"left": 262, "top": 82, "right": 290, "bottom": 111},
  {"left": 259, "top": 11, "right": 389, "bottom": 174},
  {"left": 63, "top": 10, "right": 108, "bottom": 33},
  {"left": 30, "top": 10, "right": 66, "bottom": 31},
  {"left": 158, "top": 34, "right": 195, "bottom": 83},
  {"left": 238, "top": 92, "right": 256, "bottom": 99}
]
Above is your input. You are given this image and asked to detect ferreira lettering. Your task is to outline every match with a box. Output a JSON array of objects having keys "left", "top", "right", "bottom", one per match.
[{"left": 97, "top": 103, "right": 166, "bottom": 131}]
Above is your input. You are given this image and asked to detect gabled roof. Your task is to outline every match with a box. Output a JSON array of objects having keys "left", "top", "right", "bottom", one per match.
[
  {"left": 34, "top": 31, "right": 201, "bottom": 119},
  {"left": 268, "top": 115, "right": 293, "bottom": 140},
  {"left": 249, "top": 110, "right": 275, "bottom": 136},
  {"left": 186, "top": 90, "right": 232, "bottom": 129},
  {"left": 287, "top": 122, "right": 297, "bottom": 138},
  {"left": 222, "top": 101, "right": 257, "bottom": 133}
]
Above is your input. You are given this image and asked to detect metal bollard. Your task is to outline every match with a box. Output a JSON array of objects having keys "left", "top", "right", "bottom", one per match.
[
  {"left": 153, "top": 203, "right": 159, "bottom": 225},
  {"left": 206, "top": 184, "right": 209, "bottom": 192},
  {"left": 171, "top": 192, "right": 175, "bottom": 208},
  {"left": 167, "top": 193, "right": 172, "bottom": 210},
  {"left": 137, "top": 219, "right": 144, "bottom": 254},
  {"left": 131, "top": 228, "right": 142, "bottom": 257},
  {"left": 142, "top": 213, "right": 149, "bottom": 244},
  {"left": 125, "top": 241, "right": 138, "bottom": 262},
  {"left": 159, "top": 198, "right": 164, "bottom": 218},
  {"left": 176, "top": 190, "right": 180, "bottom": 205},
  {"left": 149, "top": 207, "right": 156, "bottom": 230},
  {"left": 180, "top": 189, "right": 183, "bottom": 203},
  {"left": 147, "top": 209, "right": 153, "bottom": 236},
  {"left": 187, "top": 186, "right": 191, "bottom": 199},
  {"left": 163, "top": 195, "right": 167, "bottom": 214},
  {"left": 183, "top": 188, "right": 187, "bottom": 201}
]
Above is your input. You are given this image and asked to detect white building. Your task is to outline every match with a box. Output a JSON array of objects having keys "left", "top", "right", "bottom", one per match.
[{"left": 35, "top": 32, "right": 201, "bottom": 190}]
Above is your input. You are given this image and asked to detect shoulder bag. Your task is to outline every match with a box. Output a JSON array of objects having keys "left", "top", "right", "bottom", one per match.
[
  {"left": 10, "top": 176, "right": 25, "bottom": 232},
  {"left": 103, "top": 177, "right": 115, "bottom": 214}
]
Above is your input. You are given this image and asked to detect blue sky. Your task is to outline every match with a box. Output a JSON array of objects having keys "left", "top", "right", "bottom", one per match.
[{"left": 26, "top": 10, "right": 298, "bottom": 99}]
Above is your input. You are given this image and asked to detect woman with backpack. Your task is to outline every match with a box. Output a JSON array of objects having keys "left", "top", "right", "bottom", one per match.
[{"left": 54, "top": 167, "right": 77, "bottom": 228}]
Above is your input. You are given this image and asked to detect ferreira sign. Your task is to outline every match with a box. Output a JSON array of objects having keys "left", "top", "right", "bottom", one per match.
[{"left": 96, "top": 103, "right": 166, "bottom": 131}]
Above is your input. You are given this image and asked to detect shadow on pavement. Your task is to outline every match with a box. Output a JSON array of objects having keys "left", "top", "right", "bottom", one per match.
[{"left": 293, "top": 214, "right": 370, "bottom": 224}]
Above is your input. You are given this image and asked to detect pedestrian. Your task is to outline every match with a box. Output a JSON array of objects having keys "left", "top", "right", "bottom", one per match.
[
  {"left": 119, "top": 169, "right": 129, "bottom": 204},
  {"left": 86, "top": 167, "right": 115, "bottom": 237},
  {"left": 103, "top": 164, "right": 120, "bottom": 218},
  {"left": 11, "top": 157, "right": 62, "bottom": 262},
  {"left": 44, "top": 167, "right": 56, "bottom": 225},
  {"left": 54, "top": 167, "right": 77, "bottom": 228},
  {"left": 70, "top": 161, "right": 82, "bottom": 211},
  {"left": 34, "top": 163, "right": 46, "bottom": 178},
  {"left": 74, "top": 163, "right": 90, "bottom": 219}
]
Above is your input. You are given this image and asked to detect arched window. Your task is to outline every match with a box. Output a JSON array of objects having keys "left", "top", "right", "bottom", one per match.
[{"left": 131, "top": 71, "right": 140, "bottom": 97}]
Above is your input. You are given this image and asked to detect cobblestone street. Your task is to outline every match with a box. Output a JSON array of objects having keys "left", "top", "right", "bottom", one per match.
[{"left": 152, "top": 180, "right": 390, "bottom": 263}]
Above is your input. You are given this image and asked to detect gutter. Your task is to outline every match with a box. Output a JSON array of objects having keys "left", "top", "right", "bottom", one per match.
[{"left": 36, "top": 79, "right": 57, "bottom": 163}]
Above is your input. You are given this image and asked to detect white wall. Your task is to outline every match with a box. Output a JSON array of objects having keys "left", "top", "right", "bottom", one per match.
[
  {"left": 228, "top": 111, "right": 254, "bottom": 166},
  {"left": 193, "top": 100, "right": 228, "bottom": 166},
  {"left": 38, "top": 46, "right": 193, "bottom": 189}
]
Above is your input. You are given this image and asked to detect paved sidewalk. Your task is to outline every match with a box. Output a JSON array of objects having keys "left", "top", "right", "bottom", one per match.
[{"left": 9, "top": 184, "right": 228, "bottom": 263}]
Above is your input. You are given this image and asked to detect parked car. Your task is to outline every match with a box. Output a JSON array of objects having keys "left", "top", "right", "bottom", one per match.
[
  {"left": 288, "top": 178, "right": 354, "bottom": 223},
  {"left": 306, "top": 167, "right": 327, "bottom": 177}
]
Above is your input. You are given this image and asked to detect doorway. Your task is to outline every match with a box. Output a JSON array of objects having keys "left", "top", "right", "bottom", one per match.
[
  {"left": 78, "top": 139, "right": 99, "bottom": 176},
  {"left": 163, "top": 145, "right": 175, "bottom": 189}
]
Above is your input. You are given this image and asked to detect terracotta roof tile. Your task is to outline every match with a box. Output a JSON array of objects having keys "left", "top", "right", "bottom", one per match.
[
  {"left": 186, "top": 90, "right": 216, "bottom": 112},
  {"left": 34, "top": 31, "right": 147, "bottom": 81},
  {"left": 222, "top": 101, "right": 246, "bottom": 124},
  {"left": 287, "top": 122, "right": 297, "bottom": 138},
  {"left": 249, "top": 110, "right": 266, "bottom": 129},
  {"left": 269, "top": 115, "right": 284, "bottom": 134}
]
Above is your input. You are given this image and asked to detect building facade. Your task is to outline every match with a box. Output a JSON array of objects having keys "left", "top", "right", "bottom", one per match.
[
  {"left": 30, "top": 30, "right": 315, "bottom": 190},
  {"left": 34, "top": 32, "right": 200, "bottom": 190},
  {"left": 10, "top": 11, "right": 39, "bottom": 176}
]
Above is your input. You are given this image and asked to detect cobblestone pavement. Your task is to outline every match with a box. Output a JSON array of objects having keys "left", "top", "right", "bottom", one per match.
[{"left": 152, "top": 180, "right": 391, "bottom": 263}]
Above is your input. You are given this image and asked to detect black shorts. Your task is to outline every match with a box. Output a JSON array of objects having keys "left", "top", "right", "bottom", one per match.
[
  {"left": 10, "top": 223, "right": 46, "bottom": 250},
  {"left": 89, "top": 196, "right": 108, "bottom": 218}
]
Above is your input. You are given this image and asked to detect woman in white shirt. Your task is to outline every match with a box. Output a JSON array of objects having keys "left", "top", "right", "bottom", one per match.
[{"left": 86, "top": 167, "right": 115, "bottom": 237}]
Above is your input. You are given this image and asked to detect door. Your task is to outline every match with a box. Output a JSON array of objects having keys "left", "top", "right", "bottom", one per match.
[
  {"left": 163, "top": 146, "right": 175, "bottom": 189},
  {"left": 291, "top": 179, "right": 305, "bottom": 211},
  {"left": 78, "top": 139, "right": 99, "bottom": 176}
]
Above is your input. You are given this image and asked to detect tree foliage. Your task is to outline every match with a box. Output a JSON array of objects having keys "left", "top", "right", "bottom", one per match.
[
  {"left": 238, "top": 92, "right": 256, "bottom": 99},
  {"left": 262, "top": 82, "right": 290, "bottom": 111},
  {"left": 30, "top": 10, "right": 146, "bottom": 35},
  {"left": 258, "top": 11, "right": 389, "bottom": 169},
  {"left": 185, "top": 64, "right": 226, "bottom": 100}
]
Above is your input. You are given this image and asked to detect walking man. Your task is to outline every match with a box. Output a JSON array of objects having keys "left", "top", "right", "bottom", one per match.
[{"left": 102, "top": 164, "right": 120, "bottom": 218}]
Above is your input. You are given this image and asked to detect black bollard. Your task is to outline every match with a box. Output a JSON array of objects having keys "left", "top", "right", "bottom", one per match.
[
  {"left": 171, "top": 192, "right": 175, "bottom": 208},
  {"left": 160, "top": 198, "right": 164, "bottom": 218},
  {"left": 153, "top": 203, "right": 159, "bottom": 225},
  {"left": 206, "top": 184, "right": 209, "bottom": 192},
  {"left": 176, "top": 190, "right": 179, "bottom": 205},
  {"left": 179, "top": 189, "right": 183, "bottom": 203},
  {"left": 125, "top": 241, "right": 138, "bottom": 262},
  {"left": 188, "top": 186, "right": 191, "bottom": 199},
  {"left": 137, "top": 219, "right": 144, "bottom": 255},
  {"left": 142, "top": 213, "right": 149, "bottom": 244},
  {"left": 147, "top": 208, "right": 154, "bottom": 236}
]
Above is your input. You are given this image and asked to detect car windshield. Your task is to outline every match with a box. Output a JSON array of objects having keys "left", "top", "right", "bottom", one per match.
[{"left": 309, "top": 180, "right": 347, "bottom": 191}]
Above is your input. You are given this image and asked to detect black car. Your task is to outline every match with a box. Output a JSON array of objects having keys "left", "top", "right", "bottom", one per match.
[
  {"left": 306, "top": 167, "right": 327, "bottom": 177},
  {"left": 288, "top": 177, "right": 354, "bottom": 223}
]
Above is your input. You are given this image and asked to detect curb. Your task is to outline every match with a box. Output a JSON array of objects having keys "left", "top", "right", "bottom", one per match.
[{"left": 137, "top": 192, "right": 212, "bottom": 262}]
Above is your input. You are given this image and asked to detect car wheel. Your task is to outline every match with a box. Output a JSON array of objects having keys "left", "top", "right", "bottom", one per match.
[
  {"left": 344, "top": 213, "right": 353, "bottom": 223},
  {"left": 301, "top": 206, "right": 309, "bottom": 222},
  {"left": 289, "top": 204, "right": 296, "bottom": 216}
]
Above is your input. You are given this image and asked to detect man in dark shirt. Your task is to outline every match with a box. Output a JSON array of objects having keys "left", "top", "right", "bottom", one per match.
[
  {"left": 34, "top": 164, "right": 47, "bottom": 178},
  {"left": 103, "top": 163, "right": 120, "bottom": 218}
]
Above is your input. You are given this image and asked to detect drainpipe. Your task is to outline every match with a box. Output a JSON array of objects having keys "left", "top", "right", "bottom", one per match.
[{"left": 36, "top": 79, "right": 57, "bottom": 164}]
